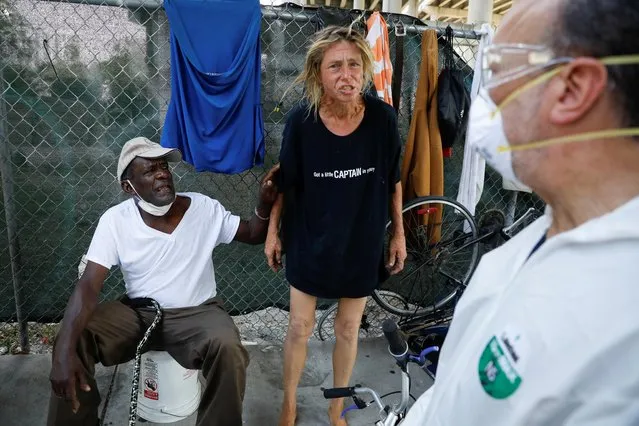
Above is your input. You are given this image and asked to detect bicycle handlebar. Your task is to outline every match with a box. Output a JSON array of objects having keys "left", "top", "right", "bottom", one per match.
[
  {"left": 323, "top": 386, "right": 356, "bottom": 399},
  {"left": 382, "top": 319, "right": 408, "bottom": 358},
  {"left": 410, "top": 346, "right": 440, "bottom": 365}
]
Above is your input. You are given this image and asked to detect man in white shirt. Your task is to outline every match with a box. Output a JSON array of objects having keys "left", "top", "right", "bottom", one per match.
[
  {"left": 47, "top": 137, "right": 280, "bottom": 426},
  {"left": 402, "top": 0, "right": 639, "bottom": 425}
]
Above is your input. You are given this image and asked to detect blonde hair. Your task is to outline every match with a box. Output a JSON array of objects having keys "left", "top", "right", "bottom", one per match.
[{"left": 281, "top": 25, "right": 375, "bottom": 118}]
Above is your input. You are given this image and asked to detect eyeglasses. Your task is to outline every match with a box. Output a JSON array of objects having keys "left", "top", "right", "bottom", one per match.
[{"left": 481, "top": 43, "right": 572, "bottom": 89}]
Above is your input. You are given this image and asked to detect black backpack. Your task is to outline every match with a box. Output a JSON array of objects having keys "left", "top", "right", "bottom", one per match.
[{"left": 437, "top": 26, "right": 471, "bottom": 150}]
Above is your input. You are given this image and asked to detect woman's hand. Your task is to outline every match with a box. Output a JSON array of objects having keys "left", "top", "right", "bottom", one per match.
[
  {"left": 265, "top": 230, "right": 283, "bottom": 273},
  {"left": 387, "top": 233, "right": 407, "bottom": 275}
]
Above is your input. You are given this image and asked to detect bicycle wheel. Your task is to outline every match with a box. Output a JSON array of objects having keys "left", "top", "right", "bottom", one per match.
[
  {"left": 373, "top": 196, "right": 479, "bottom": 316},
  {"left": 315, "top": 292, "right": 406, "bottom": 342}
]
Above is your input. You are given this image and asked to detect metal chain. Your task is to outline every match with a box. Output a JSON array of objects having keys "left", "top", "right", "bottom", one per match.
[{"left": 128, "top": 299, "right": 163, "bottom": 426}]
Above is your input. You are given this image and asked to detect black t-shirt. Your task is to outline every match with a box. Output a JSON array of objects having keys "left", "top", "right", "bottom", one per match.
[{"left": 278, "top": 95, "right": 402, "bottom": 299}]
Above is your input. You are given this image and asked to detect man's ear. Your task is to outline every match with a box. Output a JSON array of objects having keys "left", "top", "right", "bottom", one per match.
[
  {"left": 549, "top": 58, "right": 608, "bottom": 125},
  {"left": 121, "top": 180, "right": 134, "bottom": 195}
]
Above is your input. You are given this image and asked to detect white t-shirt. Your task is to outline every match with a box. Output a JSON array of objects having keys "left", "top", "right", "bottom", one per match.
[
  {"left": 401, "top": 196, "right": 639, "bottom": 426},
  {"left": 85, "top": 192, "right": 240, "bottom": 308}
]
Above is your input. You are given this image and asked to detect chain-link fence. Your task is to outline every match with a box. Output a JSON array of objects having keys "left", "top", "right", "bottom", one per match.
[{"left": 0, "top": 0, "right": 544, "bottom": 353}]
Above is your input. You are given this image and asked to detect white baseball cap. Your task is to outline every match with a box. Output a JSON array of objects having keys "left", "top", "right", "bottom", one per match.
[{"left": 117, "top": 137, "right": 182, "bottom": 181}]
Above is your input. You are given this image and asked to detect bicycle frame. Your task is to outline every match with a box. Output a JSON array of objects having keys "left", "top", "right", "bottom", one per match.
[
  {"left": 442, "top": 207, "right": 541, "bottom": 258},
  {"left": 406, "top": 207, "right": 542, "bottom": 292},
  {"left": 434, "top": 207, "right": 541, "bottom": 265}
]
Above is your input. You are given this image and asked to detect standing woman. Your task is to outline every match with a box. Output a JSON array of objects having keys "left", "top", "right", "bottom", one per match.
[{"left": 265, "top": 25, "right": 407, "bottom": 426}]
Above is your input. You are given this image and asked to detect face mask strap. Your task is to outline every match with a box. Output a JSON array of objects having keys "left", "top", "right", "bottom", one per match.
[
  {"left": 490, "top": 67, "right": 563, "bottom": 119},
  {"left": 498, "top": 128, "right": 639, "bottom": 153},
  {"left": 601, "top": 54, "right": 639, "bottom": 66},
  {"left": 126, "top": 180, "right": 142, "bottom": 200},
  {"left": 493, "top": 54, "right": 639, "bottom": 153},
  {"left": 489, "top": 54, "right": 639, "bottom": 120}
]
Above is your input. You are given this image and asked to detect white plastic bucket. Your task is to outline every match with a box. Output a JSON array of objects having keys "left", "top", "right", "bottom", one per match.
[{"left": 137, "top": 351, "right": 202, "bottom": 423}]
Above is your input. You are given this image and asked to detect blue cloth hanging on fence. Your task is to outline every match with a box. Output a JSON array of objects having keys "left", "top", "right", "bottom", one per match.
[{"left": 161, "top": 0, "right": 264, "bottom": 174}]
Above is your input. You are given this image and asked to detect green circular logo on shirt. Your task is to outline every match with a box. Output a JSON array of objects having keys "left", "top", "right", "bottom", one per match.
[{"left": 478, "top": 332, "right": 525, "bottom": 399}]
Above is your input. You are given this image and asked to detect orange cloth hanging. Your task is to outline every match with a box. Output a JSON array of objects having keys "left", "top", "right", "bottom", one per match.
[{"left": 366, "top": 11, "right": 393, "bottom": 106}]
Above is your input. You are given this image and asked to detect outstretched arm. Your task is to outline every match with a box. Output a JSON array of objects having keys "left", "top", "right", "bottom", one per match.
[{"left": 233, "top": 164, "right": 281, "bottom": 245}]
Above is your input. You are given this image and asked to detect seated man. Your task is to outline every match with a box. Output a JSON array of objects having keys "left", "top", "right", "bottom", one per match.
[{"left": 47, "top": 136, "right": 280, "bottom": 426}]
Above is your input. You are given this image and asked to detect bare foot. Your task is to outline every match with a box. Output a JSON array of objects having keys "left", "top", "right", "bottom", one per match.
[
  {"left": 329, "top": 416, "right": 348, "bottom": 426},
  {"left": 328, "top": 402, "right": 348, "bottom": 426},
  {"left": 279, "top": 403, "right": 297, "bottom": 426}
]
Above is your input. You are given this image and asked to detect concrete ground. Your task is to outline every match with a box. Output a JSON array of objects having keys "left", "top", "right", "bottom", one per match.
[{"left": 0, "top": 339, "right": 433, "bottom": 426}]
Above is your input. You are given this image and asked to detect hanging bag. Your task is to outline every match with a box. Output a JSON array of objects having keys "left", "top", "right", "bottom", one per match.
[{"left": 437, "top": 26, "right": 471, "bottom": 152}]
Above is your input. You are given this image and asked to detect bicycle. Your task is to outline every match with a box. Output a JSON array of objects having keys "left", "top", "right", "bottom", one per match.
[
  {"left": 315, "top": 195, "right": 477, "bottom": 341},
  {"left": 390, "top": 203, "right": 542, "bottom": 376},
  {"left": 322, "top": 318, "right": 439, "bottom": 426},
  {"left": 315, "top": 195, "right": 542, "bottom": 341},
  {"left": 373, "top": 196, "right": 542, "bottom": 318}
]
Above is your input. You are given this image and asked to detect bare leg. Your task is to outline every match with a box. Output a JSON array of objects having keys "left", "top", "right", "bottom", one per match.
[
  {"left": 329, "top": 297, "right": 367, "bottom": 426},
  {"left": 279, "top": 286, "right": 317, "bottom": 426}
]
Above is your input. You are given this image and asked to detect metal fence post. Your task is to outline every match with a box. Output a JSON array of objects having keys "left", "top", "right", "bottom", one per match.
[
  {"left": 147, "top": 9, "right": 171, "bottom": 129},
  {"left": 0, "top": 64, "right": 29, "bottom": 352}
]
